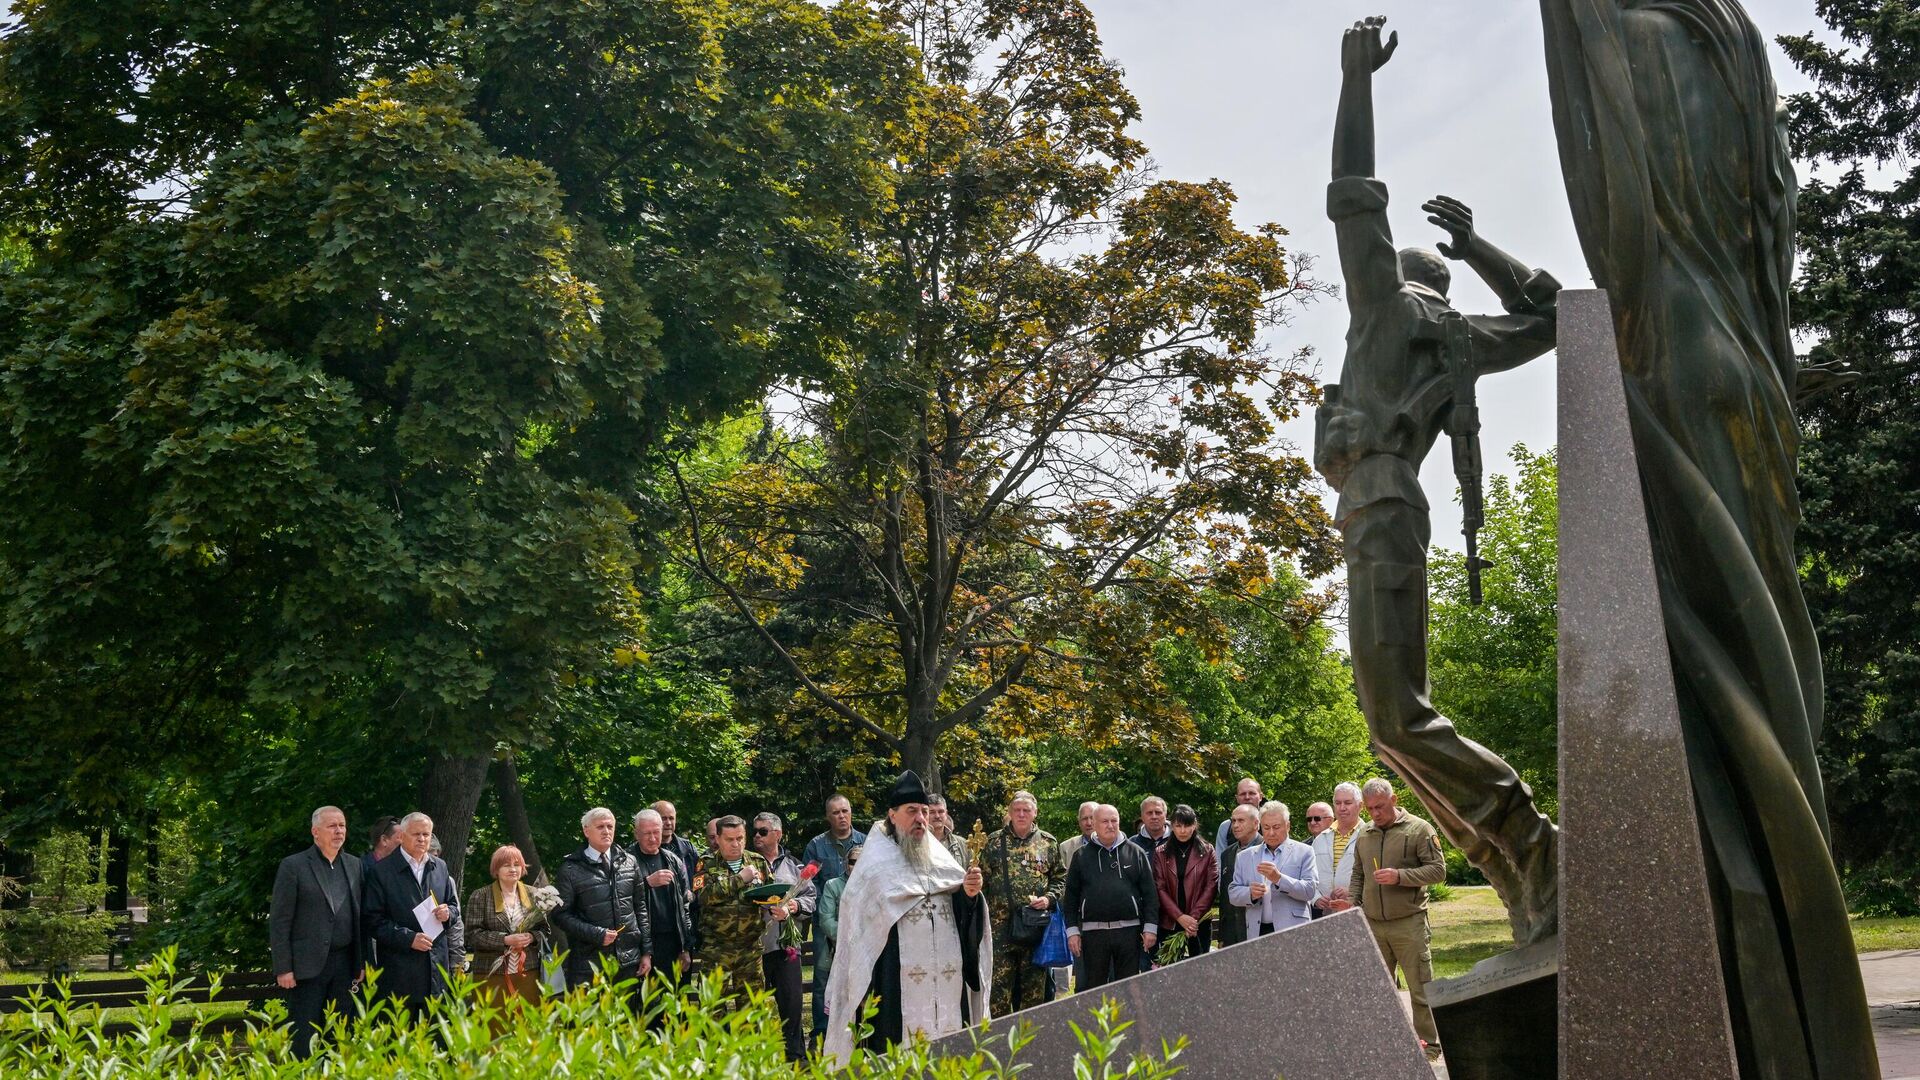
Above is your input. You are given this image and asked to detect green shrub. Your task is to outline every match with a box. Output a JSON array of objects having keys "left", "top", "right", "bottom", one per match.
[
  {"left": 132, "top": 820, "right": 200, "bottom": 962},
  {"left": 1442, "top": 845, "right": 1487, "bottom": 887},
  {"left": 0, "top": 949, "right": 1188, "bottom": 1078},
  {"left": 1, "top": 831, "right": 117, "bottom": 973},
  {"left": 1842, "top": 858, "right": 1920, "bottom": 917}
]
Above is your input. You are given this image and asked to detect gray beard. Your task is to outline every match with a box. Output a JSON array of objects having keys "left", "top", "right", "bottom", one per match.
[{"left": 892, "top": 823, "right": 938, "bottom": 875}]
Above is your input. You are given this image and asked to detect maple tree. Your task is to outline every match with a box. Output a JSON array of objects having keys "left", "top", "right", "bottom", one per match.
[{"left": 667, "top": 0, "right": 1339, "bottom": 786}]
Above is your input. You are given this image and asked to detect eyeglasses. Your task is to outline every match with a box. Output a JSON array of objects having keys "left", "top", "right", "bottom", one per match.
[
  {"left": 1305, "top": 815, "right": 1328, "bottom": 822},
  {"left": 753, "top": 827, "right": 772, "bottom": 836}
]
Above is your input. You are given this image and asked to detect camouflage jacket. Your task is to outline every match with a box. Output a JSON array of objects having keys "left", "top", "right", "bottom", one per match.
[
  {"left": 980, "top": 827, "right": 1064, "bottom": 929},
  {"left": 700, "top": 851, "right": 773, "bottom": 988}
]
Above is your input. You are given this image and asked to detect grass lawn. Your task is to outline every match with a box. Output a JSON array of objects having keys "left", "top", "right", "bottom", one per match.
[
  {"left": 1849, "top": 915, "right": 1920, "bottom": 953},
  {"left": 1428, "top": 887, "right": 1516, "bottom": 979},
  {"left": 1428, "top": 886, "right": 1920, "bottom": 979}
]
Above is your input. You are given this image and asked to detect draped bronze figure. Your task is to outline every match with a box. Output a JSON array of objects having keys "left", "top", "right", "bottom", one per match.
[{"left": 1539, "top": 2, "right": 1878, "bottom": 1075}]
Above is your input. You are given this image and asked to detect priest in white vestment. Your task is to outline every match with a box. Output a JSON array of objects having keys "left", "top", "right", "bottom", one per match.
[{"left": 822, "top": 771, "right": 992, "bottom": 1065}]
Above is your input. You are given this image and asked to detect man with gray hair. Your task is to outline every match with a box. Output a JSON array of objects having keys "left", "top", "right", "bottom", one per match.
[
  {"left": 1228, "top": 801, "right": 1317, "bottom": 938},
  {"left": 751, "top": 811, "right": 815, "bottom": 1061},
  {"left": 362, "top": 811, "right": 462, "bottom": 1018},
  {"left": 1333, "top": 778, "right": 1446, "bottom": 1055},
  {"left": 1063, "top": 804, "right": 1157, "bottom": 991},
  {"left": 981, "top": 789, "right": 1063, "bottom": 1014},
  {"left": 552, "top": 806, "right": 651, "bottom": 993},
  {"left": 629, "top": 808, "right": 693, "bottom": 986},
  {"left": 270, "top": 805, "right": 364, "bottom": 1057},
  {"left": 1313, "top": 782, "right": 1366, "bottom": 917}
]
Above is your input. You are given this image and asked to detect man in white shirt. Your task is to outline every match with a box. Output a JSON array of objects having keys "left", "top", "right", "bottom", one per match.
[
  {"left": 1228, "top": 802, "right": 1317, "bottom": 938},
  {"left": 1313, "top": 782, "right": 1365, "bottom": 918}
]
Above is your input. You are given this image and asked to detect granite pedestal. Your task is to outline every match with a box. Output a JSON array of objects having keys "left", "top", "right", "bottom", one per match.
[
  {"left": 933, "top": 910, "right": 1429, "bottom": 1079},
  {"left": 1428, "top": 937, "right": 1556, "bottom": 1079},
  {"left": 1554, "top": 289, "right": 1738, "bottom": 1078}
]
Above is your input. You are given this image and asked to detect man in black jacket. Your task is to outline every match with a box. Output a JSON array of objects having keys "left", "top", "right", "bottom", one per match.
[
  {"left": 362, "top": 812, "right": 462, "bottom": 1019},
  {"left": 628, "top": 807, "right": 693, "bottom": 985},
  {"left": 1063, "top": 804, "right": 1158, "bottom": 991},
  {"left": 649, "top": 799, "right": 703, "bottom": 948},
  {"left": 553, "top": 806, "right": 652, "bottom": 993},
  {"left": 270, "top": 805, "right": 364, "bottom": 1058}
]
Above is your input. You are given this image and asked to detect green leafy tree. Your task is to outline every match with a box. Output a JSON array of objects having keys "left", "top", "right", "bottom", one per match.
[
  {"left": 0, "top": 0, "right": 913, "bottom": 885},
  {"left": 668, "top": 0, "right": 1339, "bottom": 787},
  {"left": 1781, "top": 1, "right": 1920, "bottom": 914},
  {"left": 1027, "top": 571, "right": 1374, "bottom": 831},
  {"left": 1428, "top": 447, "right": 1559, "bottom": 814},
  {"left": 2, "top": 832, "right": 116, "bottom": 973}
]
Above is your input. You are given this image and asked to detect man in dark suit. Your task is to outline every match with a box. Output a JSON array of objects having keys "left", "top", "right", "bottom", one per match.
[
  {"left": 269, "top": 805, "right": 364, "bottom": 1058},
  {"left": 362, "top": 811, "right": 463, "bottom": 1019}
]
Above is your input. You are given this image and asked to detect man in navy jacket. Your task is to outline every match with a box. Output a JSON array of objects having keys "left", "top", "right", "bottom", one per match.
[{"left": 362, "top": 812, "right": 463, "bottom": 1017}]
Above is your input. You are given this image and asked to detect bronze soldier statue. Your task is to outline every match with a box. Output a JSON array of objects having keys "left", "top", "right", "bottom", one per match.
[{"left": 1314, "top": 17, "right": 1559, "bottom": 946}]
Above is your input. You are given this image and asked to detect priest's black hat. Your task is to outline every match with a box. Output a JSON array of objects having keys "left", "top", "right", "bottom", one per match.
[{"left": 886, "top": 770, "right": 930, "bottom": 808}]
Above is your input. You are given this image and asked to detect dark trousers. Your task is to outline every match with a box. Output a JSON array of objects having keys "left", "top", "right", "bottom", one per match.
[
  {"left": 287, "top": 945, "right": 357, "bottom": 1059},
  {"left": 1077, "top": 928, "right": 1140, "bottom": 992},
  {"left": 762, "top": 949, "right": 805, "bottom": 1061},
  {"left": 650, "top": 933, "right": 687, "bottom": 986}
]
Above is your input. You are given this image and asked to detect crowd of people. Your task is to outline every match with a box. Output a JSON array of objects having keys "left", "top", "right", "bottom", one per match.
[{"left": 269, "top": 775, "right": 1448, "bottom": 1062}]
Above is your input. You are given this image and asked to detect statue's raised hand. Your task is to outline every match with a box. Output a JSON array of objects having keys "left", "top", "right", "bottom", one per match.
[
  {"left": 1423, "top": 195, "right": 1477, "bottom": 260},
  {"left": 1342, "top": 16, "right": 1399, "bottom": 77}
]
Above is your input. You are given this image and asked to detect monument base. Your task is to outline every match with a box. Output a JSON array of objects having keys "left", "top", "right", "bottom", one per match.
[
  {"left": 933, "top": 910, "right": 1430, "bottom": 1080},
  {"left": 1428, "top": 937, "right": 1557, "bottom": 1080}
]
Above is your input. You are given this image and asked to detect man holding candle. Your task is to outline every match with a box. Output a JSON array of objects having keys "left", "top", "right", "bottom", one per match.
[{"left": 1332, "top": 777, "right": 1446, "bottom": 1059}]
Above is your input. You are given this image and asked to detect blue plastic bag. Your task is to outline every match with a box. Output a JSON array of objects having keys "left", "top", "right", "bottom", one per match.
[{"left": 1030, "top": 908, "right": 1070, "bottom": 968}]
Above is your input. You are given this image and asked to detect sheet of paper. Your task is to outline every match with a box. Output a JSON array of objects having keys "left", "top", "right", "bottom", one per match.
[{"left": 411, "top": 895, "right": 443, "bottom": 941}]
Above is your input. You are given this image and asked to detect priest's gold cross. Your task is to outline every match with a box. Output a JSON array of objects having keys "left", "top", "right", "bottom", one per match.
[{"left": 967, "top": 820, "right": 988, "bottom": 868}]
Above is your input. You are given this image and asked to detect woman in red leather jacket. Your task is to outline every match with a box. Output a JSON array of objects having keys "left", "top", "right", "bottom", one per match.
[{"left": 1152, "top": 805, "right": 1218, "bottom": 961}]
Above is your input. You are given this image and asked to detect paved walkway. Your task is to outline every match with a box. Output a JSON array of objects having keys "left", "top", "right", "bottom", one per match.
[
  {"left": 1414, "top": 951, "right": 1919, "bottom": 1079},
  {"left": 1864, "top": 950, "right": 1920, "bottom": 1080}
]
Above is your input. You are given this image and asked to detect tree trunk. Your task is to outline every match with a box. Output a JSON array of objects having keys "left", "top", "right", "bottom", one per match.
[
  {"left": 492, "top": 753, "right": 545, "bottom": 885},
  {"left": 418, "top": 750, "right": 492, "bottom": 892},
  {"left": 900, "top": 725, "right": 941, "bottom": 793},
  {"left": 104, "top": 830, "right": 131, "bottom": 912}
]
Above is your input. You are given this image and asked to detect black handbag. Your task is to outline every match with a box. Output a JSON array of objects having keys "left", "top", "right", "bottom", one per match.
[
  {"left": 1009, "top": 904, "right": 1051, "bottom": 945},
  {"left": 993, "top": 839, "right": 1055, "bottom": 945}
]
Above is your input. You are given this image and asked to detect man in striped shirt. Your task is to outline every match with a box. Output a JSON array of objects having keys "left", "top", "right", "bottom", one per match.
[{"left": 1313, "top": 782, "right": 1365, "bottom": 916}]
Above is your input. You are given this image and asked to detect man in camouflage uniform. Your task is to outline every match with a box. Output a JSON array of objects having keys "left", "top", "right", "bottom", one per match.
[
  {"left": 979, "top": 790, "right": 1065, "bottom": 1015},
  {"left": 929, "top": 794, "right": 970, "bottom": 866},
  {"left": 698, "top": 814, "right": 773, "bottom": 995}
]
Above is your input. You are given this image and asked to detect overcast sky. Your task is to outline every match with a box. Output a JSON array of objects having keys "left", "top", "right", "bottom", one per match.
[{"left": 1085, "top": 0, "right": 1838, "bottom": 574}]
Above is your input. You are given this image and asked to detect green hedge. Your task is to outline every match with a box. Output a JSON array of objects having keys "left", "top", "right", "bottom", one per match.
[{"left": 1, "top": 950, "right": 1187, "bottom": 1078}]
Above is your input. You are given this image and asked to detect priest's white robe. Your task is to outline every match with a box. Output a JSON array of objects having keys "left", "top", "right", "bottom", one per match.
[{"left": 821, "top": 824, "right": 992, "bottom": 1066}]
